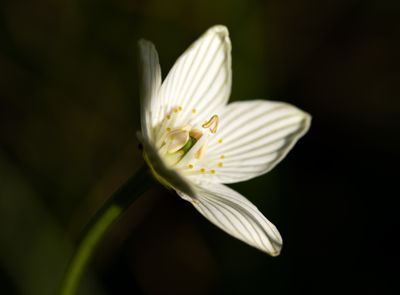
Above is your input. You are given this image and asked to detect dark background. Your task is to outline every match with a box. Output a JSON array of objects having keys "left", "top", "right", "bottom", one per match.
[{"left": 1, "top": 0, "right": 399, "bottom": 294}]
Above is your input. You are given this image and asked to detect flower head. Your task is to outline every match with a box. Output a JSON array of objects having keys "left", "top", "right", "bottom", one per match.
[{"left": 138, "top": 25, "right": 311, "bottom": 256}]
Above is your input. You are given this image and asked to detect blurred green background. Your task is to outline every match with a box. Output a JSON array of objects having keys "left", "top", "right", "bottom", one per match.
[{"left": 1, "top": 0, "right": 399, "bottom": 294}]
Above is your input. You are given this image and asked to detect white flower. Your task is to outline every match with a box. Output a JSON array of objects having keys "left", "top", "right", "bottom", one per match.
[{"left": 138, "top": 25, "right": 311, "bottom": 256}]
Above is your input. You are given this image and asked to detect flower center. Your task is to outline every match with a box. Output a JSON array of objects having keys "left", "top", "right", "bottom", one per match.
[{"left": 159, "top": 114, "right": 219, "bottom": 167}]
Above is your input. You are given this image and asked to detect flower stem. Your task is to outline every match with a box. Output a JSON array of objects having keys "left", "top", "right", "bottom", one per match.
[{"left": 59, "top": 165, "right": 155, "bottom": 295}]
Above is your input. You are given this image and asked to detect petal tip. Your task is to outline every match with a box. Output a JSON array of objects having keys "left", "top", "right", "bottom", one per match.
[
  {"left": 209, "top": 25, "right": 229, "bottom": 35},
  {"left": 138, "top": 38, "right": 155, "bottom": 51},
  {"left": 303, "top": 110, "right": 312, "bottom": 122},
  {"left": 264, "top": 235, "right": 282, "bottom": 257},
  {"left": 207, "top": 25, "right": 231, "bottom": 46},
  {"left": 269, "top": 247, "right": 282, "bottom": 257},
  {"left": 300, "top": 111, "right": 312, "bottom": 133}
]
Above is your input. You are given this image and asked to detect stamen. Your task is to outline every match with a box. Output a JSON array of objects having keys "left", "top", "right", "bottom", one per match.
[
  {"left": 202, "top": 115, "right": 219, "bottom": 133},
  {"left": 195, "top": 144, "right": 206, "bottom": 159}
]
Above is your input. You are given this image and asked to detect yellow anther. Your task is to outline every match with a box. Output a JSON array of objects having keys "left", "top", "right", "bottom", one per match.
[
  {"left": 200, "top": 168, "right": 205, "bottom": 173},
  {"left": 166, "top": 115, "right": 171, "bottom": 120},
  {"left": 188, "top": 164, "right": 193, "bottom": 169},
  {"left": 220, "top": 155, "right": 225, "bottom": 160},
  {"left": 178, "top": 106, "right": 182, "bottom": 111},
  {"left": 210, "top": 169, "right": 216, "bottom": 174},
  {"left": 202, "top": 115, "right": 219, "bottom": 133},
  {"left": 173, "top": 108, "right": 178, "bottom": 113},
  {"left": 217, "top": 162, "right": 223, "bottom": 168},
  {"left": 192, "top": 108, "right": 197, "bottom": 114},
  {"left": 166, "top": 127, "right": 171, "bottom": 132},
  {"left": 218, "top": 139, "right": 223, "bottom": 144}
]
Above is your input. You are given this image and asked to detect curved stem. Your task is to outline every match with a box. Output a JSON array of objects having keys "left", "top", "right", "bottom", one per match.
[{"left": 59, "top": 165, "right": 155, "bottom": 295}]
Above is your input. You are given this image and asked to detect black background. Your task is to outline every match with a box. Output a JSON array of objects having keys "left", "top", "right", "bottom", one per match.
[{"left": 1, "top": 0, "right": 399, "bottom": 294}]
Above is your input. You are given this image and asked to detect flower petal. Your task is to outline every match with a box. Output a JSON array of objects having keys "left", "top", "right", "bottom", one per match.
[
  {"left": 195, "top": 100, "right": 311, "bottom": 183},
  {"left": 177, "top": 183, "right": 282, "bottom": 256},
  {"left": 138, "top": 39, "right": 162, "bottom": 142},
  {"left": 154, "top": 25, "right": 232, "bottom": 133}
]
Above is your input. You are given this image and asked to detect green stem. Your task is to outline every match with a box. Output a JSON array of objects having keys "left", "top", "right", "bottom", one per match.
[{"left": 59, "top": 165, "right": 155, "bottom": 295}]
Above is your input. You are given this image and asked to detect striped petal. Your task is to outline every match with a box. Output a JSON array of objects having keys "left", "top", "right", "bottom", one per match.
[
  {"left": 138, "top": 39, "right": 162, "bottom": 142},
  {"left": 177, "top": 182, "right": 282, "bottom": 256},
  {"left": 196, "top": 100, "right": 311, "bottom": 183},
  {"left": 153, "top": 25, "right": 232, "bottom": 135}
]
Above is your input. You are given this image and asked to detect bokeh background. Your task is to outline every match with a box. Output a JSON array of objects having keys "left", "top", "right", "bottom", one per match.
[{"left": 1, "top": 0, "right": 399, "bottom": 294}]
